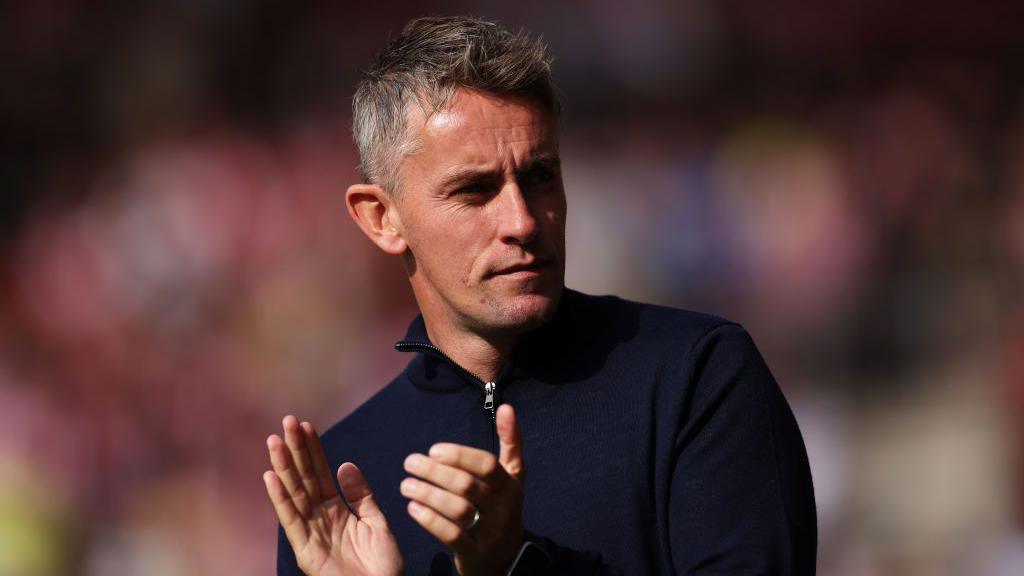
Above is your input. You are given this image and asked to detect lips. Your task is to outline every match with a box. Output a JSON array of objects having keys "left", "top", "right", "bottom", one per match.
[{"left": 490, "top": 258, "right": 550, "bottom": 277}]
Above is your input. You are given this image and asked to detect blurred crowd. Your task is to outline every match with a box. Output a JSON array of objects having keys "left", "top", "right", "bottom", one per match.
[{"left": 2, "top": 1, "right": 1023, "bottom": 575}]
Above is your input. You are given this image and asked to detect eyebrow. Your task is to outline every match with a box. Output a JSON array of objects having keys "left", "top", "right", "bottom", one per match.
[{"left": 438, "top": 152, "right": 561, "bottom": 191}]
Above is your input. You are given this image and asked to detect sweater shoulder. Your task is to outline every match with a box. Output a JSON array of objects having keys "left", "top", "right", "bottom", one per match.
[{"left": 566, "top": 289, "right": 741, "bottom": 353}]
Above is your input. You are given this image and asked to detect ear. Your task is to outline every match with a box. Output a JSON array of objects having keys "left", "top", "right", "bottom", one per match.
[{"left": 345, "top": 183, "right": 407, "bottom": 255}]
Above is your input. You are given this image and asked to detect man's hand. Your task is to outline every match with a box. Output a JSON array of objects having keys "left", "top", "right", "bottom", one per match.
[
  {"left": 401, "top": 404, "right": 526, "bottom": 576},
  {"left": 263, "top": 416, "right": 404, "bottom": 576}
]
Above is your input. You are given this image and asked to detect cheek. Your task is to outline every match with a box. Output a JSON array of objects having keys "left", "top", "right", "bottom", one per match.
[
  {"left": 545, "top": 206, "right": 565, "bottom": 225},
  {"left": 539, "top": 195, "right": 567, "bottom": 234},
  {"left": 413, "top": 222, "right": 488, "bottom": 282}
]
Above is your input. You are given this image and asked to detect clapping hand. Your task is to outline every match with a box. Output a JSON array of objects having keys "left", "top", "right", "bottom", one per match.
[
  {"left": 400, "top": 404, "right": 527, "bottom": 576},
  {"left": 263, "top": 416, "right": 404, "bottom": 576}
]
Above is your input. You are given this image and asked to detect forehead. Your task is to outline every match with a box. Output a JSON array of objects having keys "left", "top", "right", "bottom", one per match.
[{"left": 402, "top": 90, "right": 558, "bottom": 179}]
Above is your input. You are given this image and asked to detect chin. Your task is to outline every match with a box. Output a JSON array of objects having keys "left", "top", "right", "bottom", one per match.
[{"left": 489, "top": 287, "right": 562, "bottom": 333}]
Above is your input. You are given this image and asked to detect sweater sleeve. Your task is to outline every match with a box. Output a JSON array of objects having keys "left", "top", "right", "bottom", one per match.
[
  {"left": 668, "top": 324, "right": 817, "bottom": 575},
  {"left": 505, "top": 531, "right": 625, "bottom": 575},
  {"left": 279, "top": 523, "right": 624, "bottom": 576}
]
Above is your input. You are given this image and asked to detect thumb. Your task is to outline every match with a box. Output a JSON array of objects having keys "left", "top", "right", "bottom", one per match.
[
  {"left": 337, "top": 462, "right": 383, "bottom": 519},
  {"left": 497, "top": 404, "right": 525, "bottom": 481}
]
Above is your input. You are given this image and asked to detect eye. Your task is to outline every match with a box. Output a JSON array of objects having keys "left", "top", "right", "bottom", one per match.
[
  {"left": 518, "top": 167, "right": 557, "bottom": 190},
  {"left": 453, "top": 183, "right": 489, "bottom": 196},
  {"left": 447, "top": 181, "right": 497, "bottom": 205}
]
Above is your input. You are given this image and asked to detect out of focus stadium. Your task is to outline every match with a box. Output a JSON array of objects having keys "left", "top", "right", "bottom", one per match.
[{"left": 2, "top": 1, "right": 1023, "bottom": 574}]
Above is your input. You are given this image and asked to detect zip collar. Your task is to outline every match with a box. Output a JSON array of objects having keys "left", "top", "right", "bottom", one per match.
[
  {"left": 394, "top": 287, "right": 579, "bottom": 393},
  {"left": 394, "top": 335, "right": 491, "bottom": 390}
]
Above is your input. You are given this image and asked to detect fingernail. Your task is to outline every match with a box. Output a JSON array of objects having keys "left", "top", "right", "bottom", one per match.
[
  {"left": 428, "top": 444, "right": 450, "bottom": 458},
  {"left": 400, "top": 478, "right": 418, "bottom": 495},
  {"left": 408, "top": 501, "right": 424, "bottom": 516},
  {"left": 337, "top": 464, "right": 354, "bottom": 487},
  {"left": 404, "top": 454, "right": 423, "bottom": 471}
]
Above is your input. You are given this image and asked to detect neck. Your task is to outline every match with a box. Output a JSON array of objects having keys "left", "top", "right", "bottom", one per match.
[{"left": 420, "top": 312, "right": 517, "bottom": 383}]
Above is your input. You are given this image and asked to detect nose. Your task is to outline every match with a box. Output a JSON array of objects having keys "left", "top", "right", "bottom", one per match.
[{"left": 496, "top": 183, "right": 538, "bottom": 245}]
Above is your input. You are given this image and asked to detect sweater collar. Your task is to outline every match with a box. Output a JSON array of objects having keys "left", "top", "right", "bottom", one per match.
[{"left": 395, "top": 287, "right": 579, "bottom": 392}]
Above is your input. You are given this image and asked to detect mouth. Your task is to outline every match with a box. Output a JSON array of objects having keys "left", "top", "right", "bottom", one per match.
[{"left": 489, "top": 258, "right": 551, "bottom": 278}]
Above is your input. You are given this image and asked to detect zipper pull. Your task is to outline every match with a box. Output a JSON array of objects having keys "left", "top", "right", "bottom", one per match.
[{"left": 484, "top": 381, "right": 496, "bottom": 411}]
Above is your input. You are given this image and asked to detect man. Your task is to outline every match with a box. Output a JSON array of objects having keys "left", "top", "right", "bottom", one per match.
[{"left": 264, "top": 15, "right": 816, "bottom": 576}]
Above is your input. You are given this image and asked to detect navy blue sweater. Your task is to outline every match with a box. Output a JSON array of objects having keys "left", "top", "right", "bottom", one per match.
[{"left": 277, "top": 289, "right": 817, "bottom": 574}]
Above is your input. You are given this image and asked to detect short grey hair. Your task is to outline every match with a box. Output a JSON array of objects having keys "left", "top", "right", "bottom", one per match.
[{"left": 352, "top": 16, "right": 561, "bottom": 194}]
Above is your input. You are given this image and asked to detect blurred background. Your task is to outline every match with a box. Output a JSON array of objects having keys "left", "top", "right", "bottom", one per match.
[{"left": 2, "top": 0, "right": 1023, "bottom": 574}]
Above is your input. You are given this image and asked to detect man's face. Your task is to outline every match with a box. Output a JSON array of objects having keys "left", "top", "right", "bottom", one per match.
[{"left": 392, "top": 89, "right": 566, "bottom": 337}]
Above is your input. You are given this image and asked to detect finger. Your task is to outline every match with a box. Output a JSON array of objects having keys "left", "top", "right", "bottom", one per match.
[
  {"left": 301, "top": 421, "right": 337, "bottom": 500},
  {"left": 496, "top": 404, "right": 525, "bottom": 481},
  {"left": 267, "top": 434, "right": 313, "bottom": 516},
  {"left": 407, "top": 500, "right": 471, "bottom": 549},
  {"left": 337, "top": 462, "right": 384, "bottom": 519},
  {"left": 283, "top": 415, "right": 321, "bottom": 503},
  {"left": 263, "top": 470, "right": 309, "bottom": 549},
  {"left": 400, "top": 476, "right": 478, "bottom": 528},
  {"left": 426, "top": 444, "right": 507, "bottom": 488},
  {"left": 404, "top": 453, "right": 488, "bottom": 503}
]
